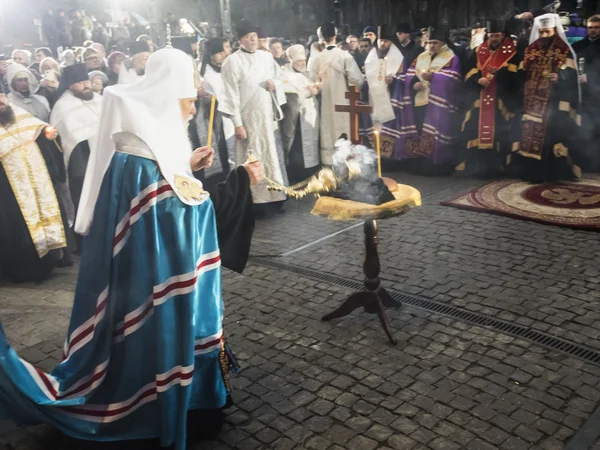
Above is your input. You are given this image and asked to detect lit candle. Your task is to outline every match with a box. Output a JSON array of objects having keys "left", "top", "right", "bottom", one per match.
[
  {"left": 374, "top": 130, "right": 382, "bottom": 178},
  {"left": 207, "top": 95, "right": 216, "bottom": 148}
]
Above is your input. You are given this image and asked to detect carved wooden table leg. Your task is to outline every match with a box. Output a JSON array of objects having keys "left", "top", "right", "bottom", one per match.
[{"left": 321, "top": 219, "right": 401, "bottom": 345}]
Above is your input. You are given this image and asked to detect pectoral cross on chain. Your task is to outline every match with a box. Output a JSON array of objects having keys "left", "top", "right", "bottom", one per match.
[{"left": 334, "top": 85, "right": 373, "bottom": 144}]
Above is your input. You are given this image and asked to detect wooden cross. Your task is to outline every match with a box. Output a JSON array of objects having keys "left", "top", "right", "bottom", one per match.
[{"left": 335, "top": 85, "right": 373, "bottom": 145}]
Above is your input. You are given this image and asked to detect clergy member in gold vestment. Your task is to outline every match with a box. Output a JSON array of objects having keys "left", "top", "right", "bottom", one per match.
[{"left": 0, "top": 92, "right": 68, "bottom": 283}]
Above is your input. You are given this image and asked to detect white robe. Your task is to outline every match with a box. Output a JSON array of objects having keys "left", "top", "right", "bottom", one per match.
[
  {"left": 307, "top": 42, "right": 323, "bottom": 74},
  {"left": 50, "top": 90, "right": 102, "bottom": 170},
  {"left": 117, "top": 60, "right": 143, "bottom": 85},
  {"left": 311, "top": 47, "right": 365, "bottom": 165},
  {"left": 281, "top": 67, "right": 320, "bottom": 169},
  {"left": 364, "top": 44, "right": 404, "bottom": 124},
  {"left": 219, "top": 49, "right": 288, "bottom": 204},
  {"left": 202, "top": 64, "right": 235, "bottom": 171}
]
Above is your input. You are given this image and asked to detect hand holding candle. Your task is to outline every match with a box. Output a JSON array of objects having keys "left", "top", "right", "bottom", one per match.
[
  {"left": 374, "top": 130, "right": 382, "bottom": 178},
  {"left": 44, "top": 126, "right": 58, "bottom": 140},
  {"left": 206, "top": 95, "right": 216, "bottom": 148}
]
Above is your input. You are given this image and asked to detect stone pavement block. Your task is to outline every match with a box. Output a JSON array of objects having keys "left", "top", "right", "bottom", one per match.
[{"left": 387, "top": 434, "right": 417, "bottom": 450}]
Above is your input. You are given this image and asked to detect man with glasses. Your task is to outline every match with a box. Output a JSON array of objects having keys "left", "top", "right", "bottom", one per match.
[
  {"left": 83, "top": 47, "right": 107, "bottom": 74},
  {"left": 573, "top": 15, "right": 600, "bottom": 171}
]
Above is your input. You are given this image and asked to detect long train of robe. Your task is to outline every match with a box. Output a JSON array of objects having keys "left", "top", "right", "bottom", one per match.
[
  {"left": 394, "top": 51, "right": 462, "bottom": 165},
  {"left": 0, "top": 151, "right": 250, "bottom": 450}
]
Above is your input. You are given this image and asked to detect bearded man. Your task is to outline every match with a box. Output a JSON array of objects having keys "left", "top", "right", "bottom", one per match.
[
  {"left": 459, "top": 20, "right": 522, "bottom": 176},
  {"left": 0, "top": 91, "right": 68, "bottom": 282},
  {"left": 510, "top": 13, "right": 584, "bottom": 182},
  {"left": 363, "top": 26, "right": 404, "bottom": 158},
  {"left": 394, "top": 27, "right": 462, "bottom": 173},
  {"left": 0, "top": 48, "right": 261, "bottom": 449},
  {"left": 51, "top": 64, "right": 102, "bottom": 222}
]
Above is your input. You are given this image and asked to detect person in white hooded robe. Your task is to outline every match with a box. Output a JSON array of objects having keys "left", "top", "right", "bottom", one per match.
[
  {"left": 280, "top": 44, "right": 321, "bottom": 184},
  {"left": 6, "top": 64, "right": 50, "bottom": 121}
]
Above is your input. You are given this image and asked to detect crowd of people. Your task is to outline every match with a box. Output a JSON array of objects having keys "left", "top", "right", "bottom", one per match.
[
  {"left": 1, "top": 9, "right": 600, "bottom": 284},
  {"left": 0, "top": 7, "right": 600, "bottom": 450}
]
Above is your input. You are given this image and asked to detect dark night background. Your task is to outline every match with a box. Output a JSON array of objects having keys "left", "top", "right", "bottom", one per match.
[{"left": 0, "top": 0, "right": 597, "bottom": 48}]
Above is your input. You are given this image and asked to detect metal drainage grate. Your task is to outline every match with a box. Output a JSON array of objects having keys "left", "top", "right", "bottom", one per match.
[{"left": 251, "top": 257, "right": 600, "bottom": 367}]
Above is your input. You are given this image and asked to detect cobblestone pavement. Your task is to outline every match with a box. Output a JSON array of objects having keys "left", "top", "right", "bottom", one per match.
[{"left": 1, "top": 171, "right": 600, "bottom": 450}]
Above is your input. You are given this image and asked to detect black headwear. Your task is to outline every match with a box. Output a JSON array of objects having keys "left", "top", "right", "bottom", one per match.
[
  {"left": 200, "top": 38, "right": 225, "bottom": 76},
  {"left": 486, "top": 19, "right": 507, "bottom": 34},
  {"left": 429, "top": 26, "right": 450, "bottom": 42},
  {"left": 57, "top": 63, "right": 88, "bottom": 98},
  {"left": 128, "top": 40, "right": 150, "bottom": 56},
  {"left": 237, "top": 19, "right": 258, "bottom": 39},
  {"left": 396, "top": 23, "right": 411, "bottom": 34},
  {"left": 378, "top": 25, "right": 395, "bottom": 41},
  {"left": 171, "top": 36, "right": 196, "bottom": 56},
  {"left": 62, "top": 63, "right": 88, "bottom": 87},
  {"left": 321, "top": 23, "right": 337, "bottom": 39}
]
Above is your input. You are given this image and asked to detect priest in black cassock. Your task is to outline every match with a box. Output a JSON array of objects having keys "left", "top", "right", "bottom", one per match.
[
  {"left": 459, "top": 20, "right": 523, "bottom": 177},
  {"left": 396, "top": 23, "right": 424, "bottom": 73},
  {"left": 573, "top": 14, "right": 600, "bottom": 171},
  {"left": 0, "top": 91, "right": 69, "bottom": 282},
  {"left": 509, "top": 14, "right": 584, "bottom": 182}
]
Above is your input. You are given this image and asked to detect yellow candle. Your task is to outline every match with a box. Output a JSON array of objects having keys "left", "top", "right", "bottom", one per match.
[
  {"left": 374, "top": 130, "right": 382, "bottom": 178},
  {"left": 207, "top": 95, "right": 216, "bottom": 148}
]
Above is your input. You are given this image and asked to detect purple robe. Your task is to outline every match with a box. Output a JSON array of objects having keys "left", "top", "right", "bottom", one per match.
[{"left": 394, "top": 54, "right": 462, "bottom": 164}]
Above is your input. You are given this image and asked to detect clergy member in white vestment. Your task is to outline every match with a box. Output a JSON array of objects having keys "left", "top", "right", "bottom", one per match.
[
  {"left": 364, "top": 27, "right": 404, "bottom": 154},
  {"left": 195, "top": 38, "right": 236, "bottom": 188},
  {"left": 307, "top": 27, "right": 325, "bottom": 74},
  {"left": 281, "top": 44, "right": 321, "bottom": 184},
  {"left": 118, "top": 41, "right": 152, "bottom": 85},
  {"left": 51, "top": 64, "right": 102, "bottom": 220},
  {"left": 311, "top": 23, "right": 365, "bottom": 165},
  {"left": 219, "top": 20, "right": 288, "bottom": 216}
]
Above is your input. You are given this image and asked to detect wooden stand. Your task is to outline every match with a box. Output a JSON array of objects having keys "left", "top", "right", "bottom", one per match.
[{"left": 321, "top": 219, "right": 401, "bottom": 345}]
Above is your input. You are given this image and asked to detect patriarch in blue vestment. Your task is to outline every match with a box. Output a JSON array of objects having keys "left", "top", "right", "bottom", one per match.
[{"left": 0, "top": 48, "right": 260, "bottom": 449}]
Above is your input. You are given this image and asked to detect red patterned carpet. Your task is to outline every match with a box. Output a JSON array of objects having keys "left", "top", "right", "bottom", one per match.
[{"left": 441, "top": 179, "right": 600, "bottom": 230}]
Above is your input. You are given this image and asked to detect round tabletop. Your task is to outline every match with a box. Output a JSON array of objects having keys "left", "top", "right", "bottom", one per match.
[{"left": 311, "top": 184, "right": 422, "bottom": 221}]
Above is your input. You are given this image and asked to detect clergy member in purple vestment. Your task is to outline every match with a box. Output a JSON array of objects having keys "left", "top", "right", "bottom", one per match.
[{"left": 394, "top": 27, "right": 462, "bottom": 173}]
